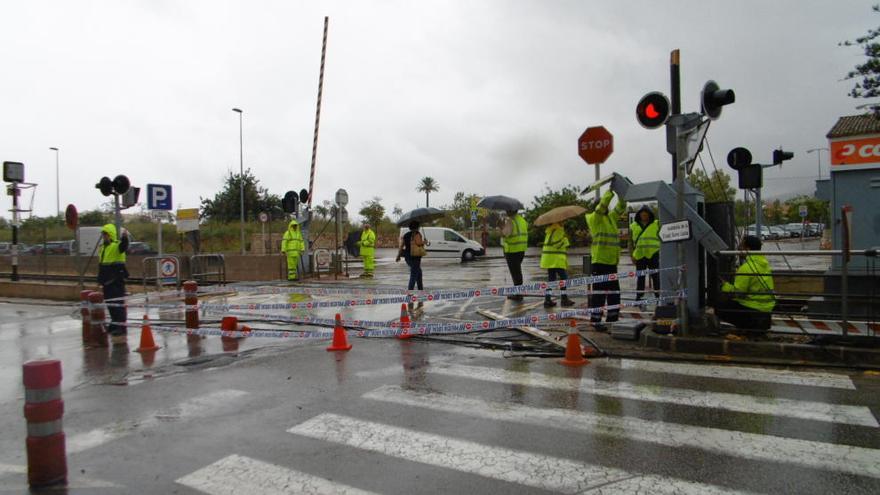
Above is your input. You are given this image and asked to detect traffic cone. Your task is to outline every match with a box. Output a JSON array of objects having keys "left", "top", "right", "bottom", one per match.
[
  {"left": 135, "top": 315, "right": 161, "bottom": 353},
  {"left": 326, "top": 313, "right": 352, "bottom": 351},
  {"left": 559, "top": 320, "right": 588, "bottom": 367},
  {"left": 396, "top": 304, "right": 412, "bottom": 340}
]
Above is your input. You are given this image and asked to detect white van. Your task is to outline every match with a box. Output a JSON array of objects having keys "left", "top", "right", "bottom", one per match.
[{"left": 399, "top": 227, "right": 486, "bottom": 261}]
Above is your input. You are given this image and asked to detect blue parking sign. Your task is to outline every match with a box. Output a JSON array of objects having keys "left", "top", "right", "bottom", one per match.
[{"left": 146, "top": 184, "right": 172, "bottom": 210}]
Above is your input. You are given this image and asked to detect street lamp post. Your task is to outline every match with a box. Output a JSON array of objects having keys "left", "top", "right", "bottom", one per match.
[
  {"left": 232, "top": 108, "right": 245, "bottom": 255},
  {"left": 49, "top": 147, "right": 59, "bottom": 216},
  {"left": 806, "top": 147, "right": 829, "bottom": 179}
]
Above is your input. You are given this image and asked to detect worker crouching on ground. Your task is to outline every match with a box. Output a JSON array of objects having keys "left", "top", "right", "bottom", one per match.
[
  {"left": 715, "top": 235, "right": 776, "bottom": 331},
  {"left": 98, "top": 223, "right": 129, "bottom": 345},
  {"left": 501, "top": 210, "right": 528, "bottom": 301},
  {"left": 540, "top": 222, "right": 574, "bottom": 308},
  {"left": 586, "top": 189, "right": 626, "bottom": 328},
  {"left": 282, "top": 219, "right": 305, "bottom": 281},
  {"left": 629, "top": 205, "right": 661, "bottom": 301},
  {"left": 358, "top": 223, "right": 377, "bottom": 278}
]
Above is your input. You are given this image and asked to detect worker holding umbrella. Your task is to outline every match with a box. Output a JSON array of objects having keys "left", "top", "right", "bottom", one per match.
[
  {"left": 534, "top": 205, "right": 586, "bottom": 308},
  {"left": 478, "top": 195, "right": 528, "bottom": 301}
]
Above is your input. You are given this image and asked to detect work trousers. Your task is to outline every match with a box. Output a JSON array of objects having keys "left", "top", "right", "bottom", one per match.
[
  {"left": 363, "top": 254, "right": 375, "bottom": 274},
  {"left": 544, "top": 268, "right": 568, "bottom": 301},
  {"left": 103, "top": 280, "right": 127, "bottom": 336},
  {"left": 715, "top": 298, "right": 771, "bottom": 330},
  {"left": 286, "top": 252, "right": 301, "bottom": 281},
  {"left": 504, "top": 251, "right": 525, "bottom": 286},
  {"left": 405, "top": 255, "right": 424, "bottom": 290},
  {"left": 589, "top": 263, "right": 620, "bottom": 323},
  {"left": 635, "top": 253, "right": 661, "bottom": 300}
]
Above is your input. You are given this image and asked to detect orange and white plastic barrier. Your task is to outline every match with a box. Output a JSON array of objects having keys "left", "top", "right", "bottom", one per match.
[{"left": 22, "top": 359, "right": 67, "bottom": 488}]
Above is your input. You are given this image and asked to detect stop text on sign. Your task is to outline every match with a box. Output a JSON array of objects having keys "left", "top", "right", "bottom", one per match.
[{"left": 580, "top": 139, "right": 612, "bottom": 151}]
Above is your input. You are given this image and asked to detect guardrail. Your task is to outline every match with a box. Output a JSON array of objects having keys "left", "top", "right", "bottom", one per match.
[
  {"left": 190, "top": 254, "right": 226, "bottom": 285},
  {"left": 712, "top": 248, "right": 878, "bottom": 337}
]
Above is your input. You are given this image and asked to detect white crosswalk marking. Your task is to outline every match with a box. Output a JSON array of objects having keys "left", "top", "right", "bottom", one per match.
[
  {"left": 604, "top": 359, "right": 856, "bottom": 390},
  {"left": 288, "top": 413, "right": 756, "bottom": 495},
  {"left": 176, "top": 454, "right": 378, "bottom": 495},
  {"left": 67, "top": 389, "right": 248, "bottom": 454},
  {"left": 430, "top": 363, "right": 878, "bottom": 427},
  {"left": 364, "top": 385, "right": 880, "bottom": 479}
]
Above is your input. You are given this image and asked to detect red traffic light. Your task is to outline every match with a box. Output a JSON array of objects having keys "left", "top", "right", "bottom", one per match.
[{"left": 636, "top": 92, "right": 670, "bottom": 129}]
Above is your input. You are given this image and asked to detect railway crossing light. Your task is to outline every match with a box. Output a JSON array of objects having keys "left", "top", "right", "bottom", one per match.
[
  {"left": 773, "top": 148, "right": 794, "bottom": 166},
  {"left": 701, "top": 80, "right": 735, "bottom": 120},
  {"left": 636, "top": 92, "right": 671, "bottom": 129},
  {"left": 727, "top": 147, "right": 762, "bottom": 189},
  {"left": 95, "top": 175, "right": 131, "bottom": 196},
  {"left": 282, "top": 190, "right": 299, "bottom": 214}
]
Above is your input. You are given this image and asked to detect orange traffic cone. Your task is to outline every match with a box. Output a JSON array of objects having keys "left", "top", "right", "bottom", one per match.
[
  {"left": 326, "top": 313, "right": 352, "bottom": 351},
  {"left": 135, "top": 315, "right": 161, "bottom": 353},
  {"left": 559, "top": 320, "right": 588, "bottom": 367},
  {"left": 396, "top": 304, "right": 412, "bottom": 340}
]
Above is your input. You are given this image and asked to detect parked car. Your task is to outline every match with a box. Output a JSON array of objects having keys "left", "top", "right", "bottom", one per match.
[
  {"left": 27, "top": 241, "right": 72, "bottom": 255},
  {"left": 781, "top": 223, "right": 803, "bottom": 238},
  {"left": 399, "top": 227, "right": 486, "bottom": 262},
  {"left": 127, "top": 242, "right": 157, "bottom": 255},
  {"left": 768, "top": 226, "right": 787, "bottom": 240},
  {"left": 745, "top": 225, "right": 771, "bottom": 240},
  {"left": 0, "top": 242, "right": 10, "bottom": 255},
  {"left": 806, "top": 223, "right": 824, "bottom": 237}
]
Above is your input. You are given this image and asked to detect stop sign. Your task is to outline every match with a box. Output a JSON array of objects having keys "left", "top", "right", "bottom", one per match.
[{"left": 578, "top": 126, "right": 614, "bottom": 164}]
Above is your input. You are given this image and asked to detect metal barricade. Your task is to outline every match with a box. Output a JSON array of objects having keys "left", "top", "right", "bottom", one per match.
[
  {"left": 712, "top": 247, "right": 878, "bottom": 338},
  {"left": 141, "top": 256, "right": 182, "bottom": 291},
  {"left": 190, "top": 254, "right": 226, "bottom": 285}
]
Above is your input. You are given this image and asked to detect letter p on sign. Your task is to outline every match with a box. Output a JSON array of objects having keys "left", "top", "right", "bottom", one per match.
[{"left": 147, "top": 184, "right": 172, "bottom": 210}]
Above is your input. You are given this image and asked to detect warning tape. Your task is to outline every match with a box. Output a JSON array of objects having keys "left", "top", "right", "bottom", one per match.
[
  {"left": 102, "top": 266, "right": 682, "bottom": 310},
  {"left": 210, "top": 294, "right": 681, "bottom": 335},
  {"left": 122, "top": 295, "right": 678, "bottom": 339}
]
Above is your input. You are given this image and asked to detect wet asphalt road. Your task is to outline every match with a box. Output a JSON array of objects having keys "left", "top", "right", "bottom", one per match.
[{"left": 1, "top": 243, "right": 877, "bottom": 494}]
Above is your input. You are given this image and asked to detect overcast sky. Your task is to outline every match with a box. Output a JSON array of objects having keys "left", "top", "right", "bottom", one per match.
[{"left": 1, "top": 0, "right": 875, "bottom": 221}]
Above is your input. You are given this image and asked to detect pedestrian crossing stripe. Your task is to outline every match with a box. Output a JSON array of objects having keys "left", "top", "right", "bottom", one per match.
[
  {"left": 66, "top": 389, "right": 249, "bottom": 454},
  {"left": 604, "top": 359, "right": 856, "bottom": 390},
  {"left": 288, "top": 413, "right": 756, "bottom": 495},
  {"left": 429, "top": 364, "right": 878, "bottom": 427},
  {"left": 363, "top": 385, "right": 880, "bottom": 479},
  {"left": 176, "top": 454, "right": 378, "bottom": 495}
]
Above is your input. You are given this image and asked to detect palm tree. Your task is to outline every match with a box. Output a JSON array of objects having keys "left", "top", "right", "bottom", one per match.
[{"left": 417, "top": 177, "right": 439, "bottom": 208}]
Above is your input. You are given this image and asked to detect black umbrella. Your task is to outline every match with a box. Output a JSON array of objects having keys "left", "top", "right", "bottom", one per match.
[
  {"left": 477, "top": 195, "right": 525, "bottom": 212},
  {"left": 396, "top": 207, "right": 445, "bottom": 227}
]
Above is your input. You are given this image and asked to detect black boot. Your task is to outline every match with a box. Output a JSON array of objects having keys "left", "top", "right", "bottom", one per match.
[{"left": 544, "top": 298, "right": 557, "bottom": 308}]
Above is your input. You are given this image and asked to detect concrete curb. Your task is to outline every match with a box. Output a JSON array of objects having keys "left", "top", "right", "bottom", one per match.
[{"left": 640, "top": 330, "right": 880, "bottom": 366}]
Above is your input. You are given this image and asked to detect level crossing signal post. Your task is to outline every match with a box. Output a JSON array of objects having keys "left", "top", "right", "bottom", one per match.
[{"left": 633, "top": 49, "right": 736, "bottom": 335}]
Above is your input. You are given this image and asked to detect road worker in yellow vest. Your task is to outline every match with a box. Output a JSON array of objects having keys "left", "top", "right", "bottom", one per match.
[
  {"left": 501, "top": 210, "right": 528, "bottom": 301},
  {"left": 357, "top": 223, "right": 377, "bottom": 278},
  {"left": 715, "top": 235, "right": 776, "bottom": 331},
  {"left": 585, "top": 189, "right": 626, "bottom": 326},
  {"left": 98, "top": 223, "right": 130, "bottom": 344},
  {"left": 540, "top": 222, "right": 575, "bottom": 308},
  {"left": 629, "top": 205, "right": 661, "bottom": 301},
  {"left": 281, "top": 219, "right": 305, "bottom": 281}
]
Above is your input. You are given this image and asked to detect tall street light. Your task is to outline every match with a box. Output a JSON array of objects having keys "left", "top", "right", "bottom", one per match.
[
  {"left": 232, "top": 108, "right": 245, "bottom": 255},
  {"left": 806, "top": 147, "right": 829, "bottom": 179},
  {"left": 49, "top": 147, "right": 60, "bottom": 216}
]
